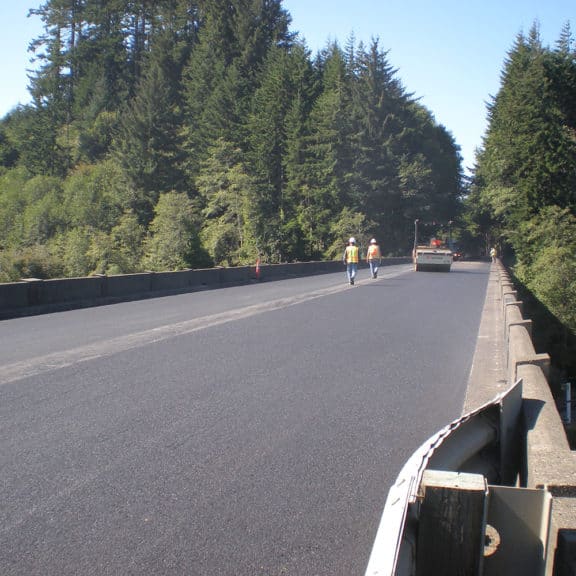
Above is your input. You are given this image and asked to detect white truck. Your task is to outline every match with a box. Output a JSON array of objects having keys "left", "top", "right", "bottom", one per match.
[{"left": 412, "top": 219, "right": 453, "bottom": 272}]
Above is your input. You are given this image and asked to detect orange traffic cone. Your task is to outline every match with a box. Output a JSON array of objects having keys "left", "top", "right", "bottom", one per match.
[{"left": 255, "top": 257, "right": 261, "bottom": 280}]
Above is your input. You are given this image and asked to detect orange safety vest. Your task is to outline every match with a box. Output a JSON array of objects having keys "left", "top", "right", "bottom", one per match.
[
  {"left": 367, "top": 245, "right": 381, "bottom": 260},
  {"left": 345, "top": 245, "right": 359, "bottom": 263}
]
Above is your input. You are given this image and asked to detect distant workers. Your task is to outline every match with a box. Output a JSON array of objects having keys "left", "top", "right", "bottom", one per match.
[
  {"left": 366, "top": 238, "right": 382, "bottom": 279},
  {"left": 343, "top": 237, "right": 359, "bottom": 285}
]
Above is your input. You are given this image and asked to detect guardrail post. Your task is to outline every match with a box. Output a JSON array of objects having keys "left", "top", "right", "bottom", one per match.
[{"left": 416, "top": 470, "right": 488, "bottom": 576}]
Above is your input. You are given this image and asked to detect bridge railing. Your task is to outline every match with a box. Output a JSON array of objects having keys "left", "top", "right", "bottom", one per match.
[
  {"left": 365, "top": 259, "right": 576, "bottom": 576},
  {"left": 498, "top": 260, "right": 576, "bottom": 576}
]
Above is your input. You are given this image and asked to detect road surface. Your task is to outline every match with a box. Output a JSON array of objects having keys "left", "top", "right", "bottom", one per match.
[{"left": 0, "top": 261, "right": 490, "bottom": 575}]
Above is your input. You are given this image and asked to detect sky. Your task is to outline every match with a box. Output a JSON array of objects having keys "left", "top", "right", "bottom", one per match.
[{"left": 1, "top": 2, "right": 575, "bottom": 174}]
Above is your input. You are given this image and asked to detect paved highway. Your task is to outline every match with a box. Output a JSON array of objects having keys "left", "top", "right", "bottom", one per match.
[{"left": 0, "top": 262, "right": 490, "bottom": 575}]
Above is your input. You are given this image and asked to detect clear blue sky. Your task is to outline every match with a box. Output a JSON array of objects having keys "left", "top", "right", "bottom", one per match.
[{"left": 1, "top": 2, "right": 575, "bottom": 173}]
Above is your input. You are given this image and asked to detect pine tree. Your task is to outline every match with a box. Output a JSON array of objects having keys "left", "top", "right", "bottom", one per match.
[
  {"left": 348, "top": 39, "right": 405, "bottom": 247},
  {"left": 181, "top": 4, "right": 243, "bottom": 180},
  {"left": 246, "top": 45, "right": 300, "bottom": 262},
  {"left": 28, "top": 0, "right": 81, "bottom": 123},
  {"left": 471, "top": 22, "right": 576, "bottom": 343},
  {"left": 296, "top": 43, "right": 354, "bottom": 256},
  {"left": 181, "top": 0, "right": 293, "bottom": 180},
  {"left": 70, "top": 0, "right": 131, "bottom": 120},
  {"left": 282, "top": 42, "right": 318, "bottom": 260},
  {"left": 113, "top": 60, "right": 186, "bottom": 224},
  {"left": 477, "top": 25, "right": 576, "bottom": 243},
  {"left": 196, "top": 138, "right": 257, "bottom": 265},
  {"left": 8, "top": 105, "right": 68, "bottom": 176}
]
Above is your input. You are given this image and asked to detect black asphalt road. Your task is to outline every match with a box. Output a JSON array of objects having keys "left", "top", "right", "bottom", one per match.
[{"left": 0, "top": 262, "right": 490, "bottom": 575}]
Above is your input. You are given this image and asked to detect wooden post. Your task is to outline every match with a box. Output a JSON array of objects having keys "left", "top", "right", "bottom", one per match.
[{"left": 416, "top": 470, "right": 488, "bottom": 576}]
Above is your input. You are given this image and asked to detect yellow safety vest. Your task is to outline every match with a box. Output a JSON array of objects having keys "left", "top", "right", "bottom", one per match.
[{"left": 345, "top": 245, "right": 359, "bottom": 263}]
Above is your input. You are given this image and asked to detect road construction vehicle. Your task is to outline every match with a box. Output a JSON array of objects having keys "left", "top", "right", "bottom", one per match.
[{"left": 412, "top": 219, "right": 453, "bottom": 272}]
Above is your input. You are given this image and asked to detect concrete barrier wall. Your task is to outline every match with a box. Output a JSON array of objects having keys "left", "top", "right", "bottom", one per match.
[
  {"left": 497, "top": 261, "right": 576, "bottom": 575},
  {"left": 35, "top": 276, "right": 106, "bottom": 305},
  {"left": 0, "top": 281, "right": 32, "bottom": 310},
  {"left": 0, "top": 258, "right": 412, "bottom": 319},
  {"left": 105, "top": 273, "right": 153, "bottom": 298},
  {"left": 150, "top": 270, "right": 195, "bottom": 292}
]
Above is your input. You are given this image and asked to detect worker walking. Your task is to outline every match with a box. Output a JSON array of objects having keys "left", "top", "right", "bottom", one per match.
[
  {"left": 366, "top": 238, "right": 382, "bottom": 279},
  {"left": 343, "top": 237, "right": 359, "bottom": 285},
  {"left": 490, "top": 246, "right": 498, "bottom": 262}
]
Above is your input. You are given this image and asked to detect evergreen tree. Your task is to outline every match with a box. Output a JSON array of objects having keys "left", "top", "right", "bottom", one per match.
[
  {"left": 0, "top": 0, "right": 466, "bottom": 281},
  {"left": 28, "top": 0, "right": 79, "bottom": 123},
  {"left": 8, "top": 105, "right": 69, "bottom": 176},
  {"left": 181, "top": 6, "right": 243, "bottom": 179},
  {"left": 471, "top": 22, "right": 576, "bottom": 345},
  {"left": 281, "top": 42, "right": 318, "bottom": 260},
  {"left": 551, "top": 22, "right": 576, "bottom": 129},
  {"left": 399, "top": 103, "right": 463, "bottom": 225},
  {"left": 246, "top": 45, "right": 304, "bottom": 262},
  {"left": 0, "top": 121, "right": 20, "bottom": 169},
  {"left": 70, "top": 0, "right": 131, "bottom": 121},
  {"left": 477, "top": 25, "right": 576, "bottom": 244},
  {"left": 181, "top": 0, "right": 293, "bottom": 180},
  {"left": 348, "top": 39, "right": 406, "bottom": 248},
  {"left": 142, "top": 191, "right": 212, "bottom": 270},
  {"left": 196, "top": 138, "right": 257, "bottom": 265},
  {"left": 296, "top": 43, "right": 354, "bottom": 256},
  {"left": 113, "top": 60, "right": 186, "bottom": 223}
]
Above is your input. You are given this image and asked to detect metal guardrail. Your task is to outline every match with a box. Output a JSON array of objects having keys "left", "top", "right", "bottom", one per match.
[{"left": 363, "top": 381, "right": 550, "bottom": 576}]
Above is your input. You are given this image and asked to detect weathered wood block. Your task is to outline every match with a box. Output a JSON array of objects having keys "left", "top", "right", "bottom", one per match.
[{"left": 416, "top": 470, "right": 488, "bottom": 576}]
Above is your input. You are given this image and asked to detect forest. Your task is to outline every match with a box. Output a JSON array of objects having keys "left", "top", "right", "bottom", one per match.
[
  {"left": 0, "top": 2, "right": 574, "bottom": 375},
  {"left": 469, "top": 24, "right": 576, "bottom": 378},
  {"left": 0, "top": 0, "right": 462, "bottom": 283}
]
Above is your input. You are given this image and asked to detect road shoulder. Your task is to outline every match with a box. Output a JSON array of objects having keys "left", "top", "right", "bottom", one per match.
[{"left": 463, "top": 262, "right": 508, "bottom": 413}]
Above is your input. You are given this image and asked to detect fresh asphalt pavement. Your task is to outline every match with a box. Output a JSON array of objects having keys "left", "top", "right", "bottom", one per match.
[{"left": 0, "top": 262, "right": 490, "bottom": 575}]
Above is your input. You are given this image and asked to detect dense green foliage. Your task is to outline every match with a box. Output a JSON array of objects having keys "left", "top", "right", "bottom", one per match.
[
  {"left": 0, "top": 0, "right": 463, "bottom": 281},
  {"left": 469, "top": 23, "right": 576, "bottom": 372}
]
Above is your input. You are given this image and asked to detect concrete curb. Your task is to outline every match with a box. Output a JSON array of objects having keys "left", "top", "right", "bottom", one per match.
[{"left": 463, "top": 261, "right": 508, "bottom": 412}]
